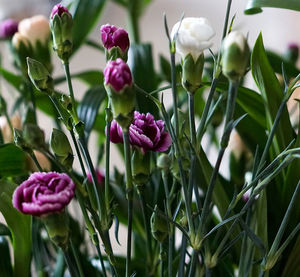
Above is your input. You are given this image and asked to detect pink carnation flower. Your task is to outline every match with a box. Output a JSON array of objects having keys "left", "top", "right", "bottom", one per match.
[{"left": 100, "top": 24, "right": 129, "bottom": 52}]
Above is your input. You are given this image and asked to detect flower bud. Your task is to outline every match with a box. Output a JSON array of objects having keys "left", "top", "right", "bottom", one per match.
[
  {"left": 181, "top": 53, "right": 204, "bottom": 93},
  {"left": 132, "top": 149, "right": 151, "bottom": 187},
  {"left": 157, "top": 153, "right": 172, "bottom": 171},
  {"left": 18, "top": 15, "right": 50, "bottom": 46},
  {"left": 100, "top": 24, "right": 130, "bottom": 61},
  {"left": 284, "top": 43, "right": 299, "bottom": 64},
  {"left": 104, "top": 58, "right": 135, "bottom": 128},
  {"left": 27, "top": 57, "right": 54, "bottom": 93},
  {"left": 50, "top": 128, "right": 74, "bottom": 169},
  {"left": 171, "top": 17, "right": 215, "bottom": 61},
  {"left": 221, "top": 31, "right": 250, "bottom": 80},
  {"left": 150, "top": 206, "right": 169, "bottom": 243},
  {"left": 0, "top": 19, "right": 18, "bottom": 38},
  {"left": 50, "top": 4, "right": 73, "bottom": 63}
]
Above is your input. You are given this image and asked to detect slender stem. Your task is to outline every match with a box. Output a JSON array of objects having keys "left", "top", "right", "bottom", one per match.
[
  {"left": 170, "top": 52, "right": 179, "bottom": 138},
  {"left": 123, "top": 130, "right": 134, "bottom": 277},
  {"left": 63, "top": 63, "right": 77, "bottom": 120},
  {"left": 188, "top": 251, "right": 198, "bottom": 277},
  {"left": 198, "top": 80, "right": 238, "bottom": 235},
  {"left": 178, "top": 234, "right": 187, "bottom": 277},
  {"left": 128, "top": 0, "right": 140, "bottom": 43},
  {"left": 196, "top": 78, "right": 219, "bottom": 148},
  {"left": 162, "top": 171, "right": 172, "bottom": 277},
  {"left": 95, "top": 244, "right": 107, "bottom": 277},
  {"left": 29, "top": 151, "right": 43, "bottom": 172},
  {"left": 188, "top": 93, "right": 196, "bottom": 147},
  {"left": 138, "top": 189, "right": 153, "bottom": 270},
  {"left": 70, "top": 130, "right": 87, "bottom": 178},
  {"left": 63, "top": 248, "right": 79, "bottom": 277},
  {"left": 70, "top": 239, "right": 84, "bottom": 277},
  {"left": 160, "top": 243, "right": 165, "bottom": 277},
  {"left": 28, "top": 82, "right": 37, "bottom": 124},
  {"left": 105, "top": 109, "right": 111, "bottom": 213}
]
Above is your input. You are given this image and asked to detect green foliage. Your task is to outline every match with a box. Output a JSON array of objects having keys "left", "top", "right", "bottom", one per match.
[{"left": 245, "top": 0, "right": 300, "bottom": 14}]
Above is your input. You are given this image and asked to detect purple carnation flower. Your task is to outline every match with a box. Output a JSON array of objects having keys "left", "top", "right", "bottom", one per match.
[
  {"left": 110, "top": 111, "right": 172, "bottom": 153},
  {"left": 51, "top": 4, "right": 70, "bottom": 19},
  {"left": 104, "top": 58, "right": 132, "bottom": 92},
  {"left": 0, "top": 19, "right": 18, "bottom": 38},
  {"left": 100, "top": 24, "right": 129, "bottom": 52},
  {"left": 13, "top": 172, "right": 75, "bottom": 216},
  {"left": 87, "top": 169, "right": 105, "bottom": 187}
]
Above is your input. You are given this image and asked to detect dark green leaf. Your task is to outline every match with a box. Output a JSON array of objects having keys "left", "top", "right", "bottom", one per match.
[
  {"left": 0, "top": 144, "right": 27, "bottom": 177},
  {"left": 61, "top": 0, "right": 107, "bottom": 54},
  {"left": 245, "top": 0, "right": 300, "bottom": 14},
  {"left": 77, "top": 85, "right": 106, "bottom": 139},
  {"left": 0, "top": 67, "right": 22, "bottom": 91},
  {"left": 251, "top": 33, "right": 293, "bottom": 154},
  {"left": 0, "top": 237, "right": 13, "bottom": 277},
  {"left": 128, "top": 44, "right": 159, "bottom": 118},
  {"left": 114, "top": 216, "right": 121, "bottom": 246},
  {"left": 0, "top": 180, "right": 32, "bottom": 277},
  {"left": 0, "top": 223, "right": 11, "bottom": 238}
]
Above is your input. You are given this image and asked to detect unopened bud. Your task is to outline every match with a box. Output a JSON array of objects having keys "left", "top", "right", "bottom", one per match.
[
  {"left": 157, "top": 153, "right": 171, "bottom": 170},
  {"left": 150, "top": 205, "right": 169, "bottom": 243},
  {"left": 50, "top": 4, "right": 73, "bottom": 63},
  {"left": 23, "top": 123, "right": 46, "bottom": 149},
  {"left": 221, "top": 31, "right": 249, "bottom": 80},
  {"left": 132, "top": 150, "right": 151, "bottom": 186},
  {"left": 27, "top": 57, "right": 54, "bottom": 93}
]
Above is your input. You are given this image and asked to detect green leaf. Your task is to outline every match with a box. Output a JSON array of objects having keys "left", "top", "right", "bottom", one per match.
[
  {"left": 245, "top": 0, "right": 300, "bottom": 14},
  {"left": 282, "top": 234, "right": 300, "bottom": 277},
  {"left": 0, "top": 223, "right": 11, "bottom": 238},
  {"left": 77, "top": 85, "right": 106, "bottom": 139},
  {"left": 0, "top": 180, "right": 32, "bottom": 277},
  {"left": 54, "top": 70, "right": 103, "bottom": 87},
  {"left": 251, "top": 33, "right": 293, "bottom": 154},
  {"left": 61, "top": 0, "right": 107, "bottom": 54},
  {"left": 0, "top": 237, "right": 13, "bottom": 277},
  {"left": 128, "top": 43, "right": 159, "bottom": 118},
  {"left": 0, "top": 144, "right": 28, "bottom": 177},
  {"left": 0, "top": 67, "right": 22, "bottom": 91}
]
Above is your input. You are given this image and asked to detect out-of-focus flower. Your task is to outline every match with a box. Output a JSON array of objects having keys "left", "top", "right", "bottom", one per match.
[
  {"left": 100, "top": 24, "right": 130, "bottom": 61},
  {"left": 18, "top": 15, "right": 50, "bottom": 46},
  {"left": 0, "top": 19, "right": 18, "bottom": 38},
  {"left": 104, "top": 58, "right": 135, "bottom": 128},
  {"left": 101, "top": 24, "right": 130, "bottom": 52},
  {"left": 110, "top": 111, "right": 172, "bottom": 154},
  {"left": 171, "top": 17, "right": 215, "bottom": 61},
  {"left": 104, "top": 58, "right": 132, "bottom": 92},
  {"left": 12, "top": 172, "right": 75, "bottom": 216},
  {"left": 221, "top": 31, "right": 249, "bottom": 80},
  {"left": 11, "top": 32, "right": 30, "bottom": 49},
  {"left": 50, "top": 4, "right": 73, "bottom": 62},
  {"left": 0, "top": 114, "right": 21, "bottom": 143},
  {"left": 87, "top": 169, "right": 105, "bottom": 186}
]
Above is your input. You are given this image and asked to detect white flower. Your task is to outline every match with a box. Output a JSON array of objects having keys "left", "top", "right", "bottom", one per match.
[
  {"left": 18, "top": 15, "right": 50, "bottom": 46},
  {"left": 222, "top": 31, "right": 247, "bottom": 54},
  {"left": 12, "top": 32, "right": 30, "bottom": 49},
  {"left": 171, "top": 17, "right": 215, "bottom": 61}
]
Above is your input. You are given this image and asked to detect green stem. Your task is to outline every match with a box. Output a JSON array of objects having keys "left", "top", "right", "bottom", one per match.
[
  {"left": 160, "top": 243, "right": 165, "bottom": 277},
  {"left": 162, "top": 171, "right": 172, "bottom": 277},
  {"left": 170, "top": 52, "right": 179, "bottom": 138},
  {"left": 178, "top": 234, "right": 187, "bottom": 277},
  {"left": 196, "top": 78, "right": 219, "bottom": 148},
  {"left": 123, "top": 130, "right": 133, "bottom": 277},
  {"left": 29, "top": 151, "right": 43, "bottom": 172},
  {"left": 28, "top": 82, "right": 37, "bottom": 124},
  {"left": 128, "top": 0, "right": 140, "bottom": 44},
  {"left": 95, "top": 244, "right": 107, "bottom": 277},
  {"left": 63, "top": 63, "right": 77, "bottom": 120},
  {"left": 138, "top": 189, "right": 153, "bottom": 271},
  {"left": 188, "top": 93, "right": 196, "bottom": 147},
  {"left": 63, "top": 247, "right": 79, "bottom": 277},
  {"left": 198, "top": 80, "right": 238, "bottom": 235},
  {"left": 70, "top": 239, "right": 84, "bottom": 277},
  {"left": 188, "top": 251, "right": 198, "bottom": 277},
  {"left": 105, "top": 108, "right": 112, "bottom": 213}
]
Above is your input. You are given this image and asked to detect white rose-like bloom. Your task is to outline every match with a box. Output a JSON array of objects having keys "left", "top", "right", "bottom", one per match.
[
  {"left": 171, "top": 17, "right": 215, "bottom": 61},
  {"left": 12, "top": 32, "right": 30, "bottom": 49},
  {"left": 18, "top": 15, "right": 50, "bottom": 46}
]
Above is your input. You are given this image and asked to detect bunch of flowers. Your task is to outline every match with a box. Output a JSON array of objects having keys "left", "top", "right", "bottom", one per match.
[{"left": 0, "top": 1, "right": 299, "bottom": 277}]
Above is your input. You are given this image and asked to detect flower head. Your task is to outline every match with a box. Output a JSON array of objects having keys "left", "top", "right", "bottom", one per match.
[
  {"left": 101, "top": 24, "right": 129, "bottom": 52},
  {"left": 110, "top": 111, "right": 172, "bottom": 153},
  {"left": 18, "top": 15, "right": 50, "bottom": 46},
  {"left": 104, "top": 58, "right": 132, "bottom": 92},
  {"left": 0, "top": 19, "right": 18, "bottom": 38},
  {"left": 12, "top": 172, "right": 75, "bottom": 216},
  {"left": 171, "top": 17, "right": 215, "bottom": 61},
  {"left": 51, "top": 4, "right": 70, "bottom": 19}
]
